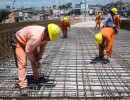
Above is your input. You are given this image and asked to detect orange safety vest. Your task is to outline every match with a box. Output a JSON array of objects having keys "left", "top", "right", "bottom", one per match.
[{"left": 60, "top": 20, "right": 71, "bottom": 28}]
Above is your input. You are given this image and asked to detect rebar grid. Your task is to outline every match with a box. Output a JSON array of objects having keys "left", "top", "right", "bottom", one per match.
[
  {"left": 79, "top": 28, "right": 130, "bottom": 97},
  {"left": 0, "top": 27, "right": 130, "bottom": 99}
]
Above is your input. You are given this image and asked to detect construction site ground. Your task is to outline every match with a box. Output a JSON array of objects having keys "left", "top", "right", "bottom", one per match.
[{"left": 0, "top": 16, "right": 130, "bottom": 99}]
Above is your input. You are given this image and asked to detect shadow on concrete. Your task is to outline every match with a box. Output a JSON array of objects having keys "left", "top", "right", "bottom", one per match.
[
  {"left": 15, "top": 75, "right": 56, "bottom": 90},
  {"left": 27, "top": 75, "right": 56, "bottom": 90},
  {"left": 90, "top": 56, "right": 110, "bottom": 64}
]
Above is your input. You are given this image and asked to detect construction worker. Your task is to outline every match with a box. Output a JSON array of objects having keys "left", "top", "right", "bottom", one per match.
[
  {"left": 114, "top": 15, "right": 121, "bottom": 29},
  {"left": 60, "top": 17, "right": 71, "bottom": 38},
  {"left": 95, "top": 12, "right": 102, "bottom": 30},
  {"left": 103, "top": 7, "right": 118, "bottom": 34},
  {"left": 94, "top": 27, "right": 115, "bottom": 60},
  {"left": 11, "top": 24, "right": 60, "bottom": 96}
]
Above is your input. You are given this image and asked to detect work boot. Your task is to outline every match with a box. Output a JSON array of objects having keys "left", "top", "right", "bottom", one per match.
[
  {"left": 34, "top": 76, "right": 49, "bottom": 84},
  {"left": 20, "top": 87, "right": 28, "bottom": 96},
  {"left": 99, "top": 56, "right": 103, "bottom": 60},
  {"left": 103, "top": 59, "right": 110, "bottom": 64}
]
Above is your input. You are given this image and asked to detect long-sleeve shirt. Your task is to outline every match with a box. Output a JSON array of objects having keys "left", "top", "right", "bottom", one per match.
[
  {"left": 103, "top": 13, "right": 115, "bottom": 27},
  {"left": 16, "top": 25, "right": 48, "bottom": 62},
  {"left": 100, "top": 27, "right": 115, "bottom": 57}
]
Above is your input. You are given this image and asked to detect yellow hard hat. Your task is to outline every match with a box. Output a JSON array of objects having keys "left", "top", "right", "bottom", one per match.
[
  {"left": 98, "top": 13, "right": 101, "bottom": 16},
  {"left": 111, "top": 8, "right": 118, "bottom": 15},
  {"left": 48, "top": 23, "right": 60, "bottom": 41},
  {"left": 94, "top": 33, "right": 103, "bottom": 44},
  {"left": 63, "top": 17, "right": 68, "bottom": 23}
]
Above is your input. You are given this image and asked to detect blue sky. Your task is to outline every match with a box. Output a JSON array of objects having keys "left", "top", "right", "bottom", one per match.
[{"left": 0, "top": 0, "right": 130, "bottom": 9}]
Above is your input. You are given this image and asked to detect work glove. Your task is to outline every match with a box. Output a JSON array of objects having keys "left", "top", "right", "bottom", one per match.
[
  {"left": 112, "top": 24, "right": 118, "bottom": 34},
  {"left": 103, "top": 55, "right": 108, "bottom": 60},
  {"left": 35, "top": 61, "right": 42, "bottom": 68},
  {"left": 112, "top": 24, "right": 116, "bottom": 27}
]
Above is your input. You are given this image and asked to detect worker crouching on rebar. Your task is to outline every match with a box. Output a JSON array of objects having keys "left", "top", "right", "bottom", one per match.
[
  {"left": 12, "top": 24, "right": 60, "bottom": 96},
  {"left": 94, "top": 27, "right": 115, "bottom": 61},
  {"left": 60, "top": 17, "right": 71, "bottom": 39},
  {"left": 95, "top": 12, "right": 102, "bottom": 30}
]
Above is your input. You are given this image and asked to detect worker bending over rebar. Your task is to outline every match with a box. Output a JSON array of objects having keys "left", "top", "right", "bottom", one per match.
[
  {"left": 60, "top": 17, "right": 71, "bottom": 39},
  {"left": 95, "top": 27, "right": 115, "bottom": 61},
  {"left": 11, "top": 24, "right": 60, "bottom": 96}
]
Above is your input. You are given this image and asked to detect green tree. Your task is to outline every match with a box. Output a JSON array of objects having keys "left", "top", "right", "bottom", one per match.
[
  {"left": 80, "top": 2, "right": 83, "bottom": 4},
  {"left": 58, "top": 2, "right": 72, "bottom": 15},
  {"left": 58, "top": 2, "right": 72, "bottom": 9},
  {"left": 66, "top": 2, "right": 72, "bottom": 8}
]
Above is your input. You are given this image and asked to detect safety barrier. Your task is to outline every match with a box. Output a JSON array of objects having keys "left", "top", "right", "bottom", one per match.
[
  {"left": 0, "top": 20, "right": 60, "bottom": 57},
  {"left": 0, "top": 29, "right": 18, "bottom": 63},
  {"left": 121, "top": 20, "right": 130, "bottom": 31},
  {"left": 0, "top": 20, "right": 60, "bottom": 31}
]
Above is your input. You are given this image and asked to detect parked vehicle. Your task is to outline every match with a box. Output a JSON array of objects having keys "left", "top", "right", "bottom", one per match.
[{"left": 89, "top": 9, "right": 95, "bottom": 16}]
